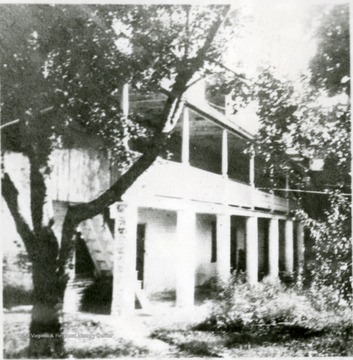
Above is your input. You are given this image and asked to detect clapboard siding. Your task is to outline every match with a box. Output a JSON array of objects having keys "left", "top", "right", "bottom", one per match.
[{"left": 50, "top": 148, "right": 112, "bottom": 202}]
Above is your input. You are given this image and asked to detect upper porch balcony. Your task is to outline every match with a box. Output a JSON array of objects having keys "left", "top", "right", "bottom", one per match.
[
  {"left": 123, "top": 159, "right": 291, "bottom": 213},
  {"left": 2, "top": 83, "right": 294, "bottom": 215},
  {"left": 124, "top": 86, "right": 293, "bottom": 214}
]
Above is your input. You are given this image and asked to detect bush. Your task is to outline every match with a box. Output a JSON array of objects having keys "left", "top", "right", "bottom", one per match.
[
  {"left": 198, "top": 273, "right": 350, "bottom": 334},
  {"left": 296, "top": 191, "right": 352, "bottom": 303},
  {"left": 3, "top": 285, "right": 33, "bottom": 308},
  {"left": 80, "top": 277, "right": 112, "bottom": 314}
]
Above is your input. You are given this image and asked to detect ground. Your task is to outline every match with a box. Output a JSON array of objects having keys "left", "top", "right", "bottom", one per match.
[{"left": 4, "top": 298, "right": 353, "bottom": 358}]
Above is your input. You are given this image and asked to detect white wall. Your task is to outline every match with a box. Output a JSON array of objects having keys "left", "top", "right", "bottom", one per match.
[
  {"left": 138, "top": 208, "right": 178, "bottom": 293},
  {"left": 137, "top": 209, "right": 217, "bottom": 294}
]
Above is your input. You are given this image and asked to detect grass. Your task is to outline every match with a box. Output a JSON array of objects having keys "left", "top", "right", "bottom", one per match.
[
  {"left": 149, "top": 280, "right": 353, "bottom": 357},
  {"left": 3, "top": 285, "right": 33, "bottom": 309},
  {"left": 151, "top": 322, "right": 353, "bottom": 357},
  {"left": 3, "top": 281, "right": 353, "bottom": 358},
  {"left": 3, "top": 312, "right": 149, "bottom": 358},
  {"left": 4, "top": 306, "right": 353, "bottom": 358}
]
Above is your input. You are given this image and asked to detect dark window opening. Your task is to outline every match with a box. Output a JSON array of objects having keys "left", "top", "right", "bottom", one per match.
[
  {"left": 230, "top": 226, "right": 237, "bottom": 271},
  {"left": 279, "top": 220, "right": 286, "bottom": 274},
  {"left": 258, "top": 218, "right": 269, "bottom": 281},
  {"left": 211, "top": 222, "right": 217, "bottom": 263},
  {"left": 136, "top": 224, "right": 146, "bottom": 288}
]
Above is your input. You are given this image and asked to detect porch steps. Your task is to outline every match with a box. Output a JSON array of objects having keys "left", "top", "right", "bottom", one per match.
[
  {"left": 77, "top": 217, "right": 151, "bottom": 312},
  {"left": 78, "top": 214, "right": 114, "bottom": 276}
]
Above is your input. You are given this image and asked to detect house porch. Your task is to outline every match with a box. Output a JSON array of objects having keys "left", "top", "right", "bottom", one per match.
[{"left": 108, "top": 202, "right": 305, "bottom": 317}]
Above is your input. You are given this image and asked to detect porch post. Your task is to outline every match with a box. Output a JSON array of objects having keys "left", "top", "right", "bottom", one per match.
[
  {"left": 296, "top": 222, "right": 305, "bottom": 278},
  {"left": 246, "top": 216, "right": 258, "bottom": 284},
  {"left": 122, "top": 83, "right": 129, "bottom": 118},
  {"left": 284, "top": 219, "right": 294, "bottom": 275},
  {"left": 249, "top": 144, "right": 255, "bottom": 187},
  {"left": 222, "top": 130, "right": 228, "bottom": 177},
  {"left": 182, "top": 107, "right": 190, "bottom": 164},
  {"left": 268, "top": 218, "right": 279, "bottom": 280},
  {"left": 111, "top": 203, "right": 137, "bottom": 316},
  {"left": 216, "top": 213, "right": 231, "bottom": 282},
  {"left": 249, "top": 146, "right": 255, "bottom": 209},
  {"left": 285, "top": 173, "right": 290, "bottom": 214},
  {"left": 176, "top": 210, "right": 196, "bottom": 307}
]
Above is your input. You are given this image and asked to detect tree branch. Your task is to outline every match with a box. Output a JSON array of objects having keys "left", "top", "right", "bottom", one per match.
[
  {"left": 187, "top": 6, "right": 231, "bottom": 75},
  {"left": 2, "top": 173, "right": 36, "bottom": 258},
  {"left": 27, "top": 151, "right": 47, "bottom": 235},
  {"left": 58, "top": 4, "right": 231, "bottom": 275}
]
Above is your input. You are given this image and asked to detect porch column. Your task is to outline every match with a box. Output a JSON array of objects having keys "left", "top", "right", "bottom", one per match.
[
  {"left": 249, "top": 151, "right": 255, "bottom": 187},
  {"left": 182, "top": 107, "right": 190, "bottom": 164},
  {"left": 246, "top": 216, "right": 258, "bottom": 284},
  {"left": 216, "top": 214, "right": 231, "bottom": 282},
  {"left": 268, "top": 218, "right": 279, "bottom": 280},
  {"left": 111, "top": 203, "right": 137, "bottom": 316},
  {"left": 249, "top": 147, "right": 255, "bottom": 209},
  {"left": 285, "top": 173, "right": 290, "bottom": 214},
  {"left": 176, "top": 210, "right": 196, "bottom": 307},
  {"left": 284, "top": 219, "right": 294, "bottom": 275},
  {"left": 122, "top": 83, "right": 129, "bottom": 117},
  {"left": 296, "top": 222, "right": 305, "bottom": 278},
  {"left": 222, "top": 130, "right": 228, "bottom": 177}
]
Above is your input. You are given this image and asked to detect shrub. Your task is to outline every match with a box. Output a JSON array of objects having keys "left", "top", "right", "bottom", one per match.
[
  {"left": 80, "top": 277, "right": 112, "bottom": 314},
  {"left": 296, "top": 191, "right": 352, "bottom": 303},
  {"left": 3, "top": 255, "right": 33, "bottom": 308},
  {"left": 198, "top": 273, "right": 341, "bottom": 334},
  {"left": 3, "top": 285, "right": 33, "bottom": 308}
]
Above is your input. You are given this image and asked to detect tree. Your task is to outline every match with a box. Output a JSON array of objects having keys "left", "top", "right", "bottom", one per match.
[
  {"left": 252, "top": 4, "right": 351, "bottom": 299},
  {"left": 1, "top": 4, "right": 234, "bottom": 357},
  {"left": 296, "top": 191, "right": 352, "bottom": 302},
  {"left": 309, "top": 4, "right": 350, "bottom": 96}
]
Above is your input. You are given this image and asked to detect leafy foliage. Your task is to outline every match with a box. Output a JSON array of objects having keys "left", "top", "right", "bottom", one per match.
[
  {"left": 198, "top": 273, "right": 352, "bottom": 336},
  {"left": 296, "top": 191, "right": 352, "bottom": 302},
  {"left": 310, "top": 4, "right": 350, "bottom": 96},
  {"left": 251, "top": 5, "right": 351, "bottom": 316},
  {"left": 1, "top": 4, "right": 233, "bottom": 169},
  {"left": 201, "top": 277, "right": 317, "bottom": 332},
  {"left": 253, "top": 68, "right": 350, "bottom": 211}
]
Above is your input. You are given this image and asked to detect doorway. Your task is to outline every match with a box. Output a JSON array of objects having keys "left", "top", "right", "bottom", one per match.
[
  {"left": 230, "top": 217, "right": 246, "bottom": 273},
  {"left": 136, "top": 224, "right": 146, "bottom": 288}
]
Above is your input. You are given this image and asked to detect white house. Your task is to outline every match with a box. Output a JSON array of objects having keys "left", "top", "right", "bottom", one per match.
[{"left": 2, "top": 81, "right": 304, "bottom": 316}]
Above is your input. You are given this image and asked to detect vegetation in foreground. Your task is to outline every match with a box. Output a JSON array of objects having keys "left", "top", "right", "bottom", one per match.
[
  {"left": 3, "top": 313, "right": 149, "bottom": 359},
  {"left": 4, "top": 276, "right": 353, "bottom": 358},
  {"left": 152, "top": 277, "right": 353, "bottom": 357}
]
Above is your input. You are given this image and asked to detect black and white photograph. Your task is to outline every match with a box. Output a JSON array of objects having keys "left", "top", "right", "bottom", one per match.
[{"left": 1, "top": 1, "right": 352, "bottom": 358}]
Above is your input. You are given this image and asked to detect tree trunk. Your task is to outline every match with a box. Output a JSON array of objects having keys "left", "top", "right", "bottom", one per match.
[{"left": 28, "top": 227, "right": 66, "bottom": 358}]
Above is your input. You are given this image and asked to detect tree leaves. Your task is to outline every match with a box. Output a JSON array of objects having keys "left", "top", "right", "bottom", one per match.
[
  {"left": 1, "top": 4, "right": 232, "bottom": 170},
  {"left": 309, "top": 4, "right": 350, "bottom": 96}
]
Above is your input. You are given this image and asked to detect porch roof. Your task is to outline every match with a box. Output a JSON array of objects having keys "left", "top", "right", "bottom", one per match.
[{"left": 186, "top": 98, "right": 254, "bottom": 141}]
